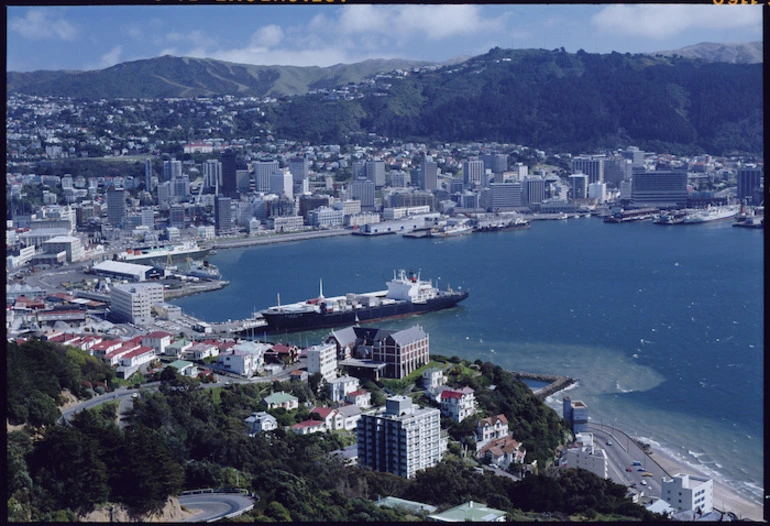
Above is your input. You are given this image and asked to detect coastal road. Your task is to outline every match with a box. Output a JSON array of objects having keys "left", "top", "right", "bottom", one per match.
[
  {"left": 178, "top": 491, "right": 254, "bottom": 522},
  {"left": 586, "top": 422, "right": 670, "bottom": 498}
]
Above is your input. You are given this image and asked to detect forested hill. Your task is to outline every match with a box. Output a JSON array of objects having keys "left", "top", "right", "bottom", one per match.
[
  {"left": 270, "top": 47, "right": 763, "bottom": 155},
  {"left": 6, "top": 55, "right": 435, "bottom": 98}
]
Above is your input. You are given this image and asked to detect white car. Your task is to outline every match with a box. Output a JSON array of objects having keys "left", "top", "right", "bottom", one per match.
[{"left": 640, "top": 480, "right": 647, "bottom": 486}]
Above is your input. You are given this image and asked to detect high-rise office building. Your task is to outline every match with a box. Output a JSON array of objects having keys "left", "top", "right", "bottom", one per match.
[
  {"left": 236, "top": 170, "right": 251, "bottom": 194},
  {"left": 623, "top": 146, "right": 645, "bottom": 166},
  {"left": 523, "top": 176, "right": 546, "bottom": 205},
  {"left": 463, "top": 159, "right": 485, "bottom": 187},
  {"left": 215, "top": 196, "right": 233, "bottom": 234},
  {"left": 171, "top": 175, "right": 190, "bottom": 202},
  {"left": 420, "top": 157, "right": 438, "bottom": 191},
  {"left": 357, "top": 395, "right": 443, "bottom": 479},
  {"left": 169, "top": 205, "right": 185, "bottom": 229},
  {"left": 488, "top": 182, "right": 523, "bottom": 210},
  {"left": 203, "top": 159, "right": 223, "bottom": 191},
  {"left": 106, "top": 188, "right": 126, "bottom": 227},
  {"left": 157, "top": 182, "right": 172, "bottom": 207},
  {"left": 630, "top": 171, "right": 688, "bottom": 208},
  {"left": 350, "top": 178, "right": 376, "bottom": 211},
  {"left": 572, "top": 156, "right": 605, "bottom": 185},
  {"left": 365, "top": 160, "right": 386, "bottom": 188},
  {"left": 737, "top": 165, "right": 762, "bottom": 205},
  {"left": 270, "top": 169, "right": 293, "bottom": 199},
  {"left": 163, "top": 158, "right": 182, "bottom": 181},
  {"left": 254, "top": 160, "right": 280, "bottom": 193},
  {"left": 569, "top": 173, "right": 588, "bottom": 200},
  {"left": 141, "top": 208, "right": 154, "bottom": 229},
  {"left": 289, "top": 155, "right": 309, "bottom": 185},
  {"left": 221, "top": 150, "right": 238, "bottom": 198},
  {"left": 480, "top": 153, "right": 508, "bottom": 180},
  {"left": 145, "top": 159, "right": 153, "bottom": 191}
]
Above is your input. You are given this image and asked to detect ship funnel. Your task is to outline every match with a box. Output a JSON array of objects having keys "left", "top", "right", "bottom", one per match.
[{"left": 319, "top": 279, "right": 325, "bottom": 300}]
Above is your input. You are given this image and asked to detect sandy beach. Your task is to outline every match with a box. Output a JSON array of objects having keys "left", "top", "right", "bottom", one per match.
[{"left": 651, "top": 447, "right": 764, "bottom": 521}]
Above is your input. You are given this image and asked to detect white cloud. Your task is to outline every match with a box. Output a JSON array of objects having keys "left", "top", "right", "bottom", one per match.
[
  {"left": 591, "top": 5, "right": 761, "bottom": 39},
  {"left": 98, "top": 46, "right": 123, "bottom": 69},
  {"left": 9, "top": 9, "right": 77, "bottom": 41},
  {"left": 335, "top": 5, "right": 504, "bottom": 41},
  {"left": 251, "top": 25, "right": 284, "bottom": 48}
]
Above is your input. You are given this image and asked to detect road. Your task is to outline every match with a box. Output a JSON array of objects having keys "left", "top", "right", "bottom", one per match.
[
  {"left": 586, "top": 422, "right": 670, "bottom": 498},
  {"left": 178, "top": 492, "right": 254, "bottom": 522}
]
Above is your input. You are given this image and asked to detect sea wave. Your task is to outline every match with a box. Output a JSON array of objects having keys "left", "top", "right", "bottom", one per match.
[
  {"left": 653, "top": 442, "right": 763, "bottom": 504},
  {"left": 615, "top": 382, "right": 634, "bottom": 393}
]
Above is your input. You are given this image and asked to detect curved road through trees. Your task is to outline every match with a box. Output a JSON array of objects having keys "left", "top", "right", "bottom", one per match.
[{"left": 178, "top": 492, "right": 255, "bottom": 522}]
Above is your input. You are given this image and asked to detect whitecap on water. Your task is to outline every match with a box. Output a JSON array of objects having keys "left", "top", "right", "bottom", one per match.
[{"left": 632, "top": 354, "right": 638, "bottom": 359}]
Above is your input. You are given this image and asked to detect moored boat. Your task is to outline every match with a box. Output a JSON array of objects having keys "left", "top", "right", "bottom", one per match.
[{"left": 261, "top": 269, "right": 469, "bottom": 333}]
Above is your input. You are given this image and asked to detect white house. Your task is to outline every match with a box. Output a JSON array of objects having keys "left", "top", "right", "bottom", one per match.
[
  {"left": 344, "top": 389, "right": 372, "bottom": 409},
  {"left": 475, "top": 414, "right": 509, "bottom": 448},
  {"left": 244, "top": 411, "right": 278, "bottom": 436},
  {"left": 440, "top": 386, "right": 477, "bottom": 422},
  {"left": 184, "top": 342, "right": 219, "bottom": 361},
  {"left": 327, "top": 375, "right": 360, "bottom": 402},
  {"left": 310, "top": 406, "right": 343, "bottom": 430},
  {"left": 119, "top": 345, "right": 156, "bottom": 368},
  {"left": 216, "top": 341, "right": 268, "bottom": 377},
  {"left": 661, "top": 473, "right": 713, "bottom": 514},
  {"left": 292, "top": 419, "right": 326, "bottom": 435},
  {"left": 141, "top": 331, "right": 173, "bottom": 355},
  {"left": 337, "top": 404, "right": 363, "bottom": 431}
]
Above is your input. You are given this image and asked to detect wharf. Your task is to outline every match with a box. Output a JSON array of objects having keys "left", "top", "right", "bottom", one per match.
[
  {"left": 206, "top": 229, "right": 351, "bottom": 250},
  {"left": 163, "top": 279, "right": 229, "bottom": 300},
  {"left": 511, "top": 370, "right": 576, "bottom": 400}
]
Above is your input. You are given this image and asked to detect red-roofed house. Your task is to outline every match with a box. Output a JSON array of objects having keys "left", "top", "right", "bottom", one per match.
[
  {"left": 440, "top": 386, "right": 476, "bottom": 422},
  {"left": 119, "top": 346, "right": 156, "bottom": 368},
  {"left": 475, "top": 414, "right": 509, "bottom": 448},
  {"left": 344, "top": 389, "right": 372, "bottom": 409},
  {"left": 477, "top": 436, "right": 526, "bottom": 469},
  {"left": 265, "top": 343, "right": 300, "bottom": 364},
  {"left": 103, "top": 342, "right": 142, "bottom": 366},
  {"left": 309, "top": 406, "right": 342, "bottom": 430},
  {"left": 292, "top": 419, "right": 326, "bottom": 435},
  {"left": 91, "top": 339, "right": 124, "bottom": 357}
]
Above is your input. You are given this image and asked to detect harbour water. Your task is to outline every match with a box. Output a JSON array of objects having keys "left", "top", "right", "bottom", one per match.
[{"left": 172, "top": 218, "right": 763, "bottom": 505}]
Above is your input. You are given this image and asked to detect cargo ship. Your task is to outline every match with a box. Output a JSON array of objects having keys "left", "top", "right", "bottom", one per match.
[
  {"left": 261, "top": 269, "right": 469, "bottom": 333},
  {"left": 681, "top": 205, "right": 739, "bottom": 224},
  {"left": 117, "top": 241, "right": 209, "bottom": 265}
]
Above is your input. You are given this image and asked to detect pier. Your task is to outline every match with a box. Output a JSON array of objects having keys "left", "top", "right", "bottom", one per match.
[{"left": 511, "top": 370, "right": 576, "bottom": 400}]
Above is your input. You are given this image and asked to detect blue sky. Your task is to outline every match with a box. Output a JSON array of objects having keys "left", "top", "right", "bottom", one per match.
[{"left": 7, "top": 5, "right": 763, "bottom": 72}]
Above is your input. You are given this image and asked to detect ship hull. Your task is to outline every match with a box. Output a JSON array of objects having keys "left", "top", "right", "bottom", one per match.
[{"left": 262, "top": 291, "right": 469, "bottom": 334}]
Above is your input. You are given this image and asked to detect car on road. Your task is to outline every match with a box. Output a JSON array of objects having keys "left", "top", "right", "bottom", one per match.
[
  {"left": 637, "top": 467, "right": 646, "bottom": 472},
  {"left": 605, "top": 440, "right": 612, "bottom": 446},
  {"left": 632, "top": 460, "right": 642, "bottom": 466},
  {"left": 626, "top": 467, "right": 633, "bottom": 472},
  {"left": 642, "top": 472, "right": 653, "bottom": 477},
  {"left": 640, "top": 480, "right": 647, "bottom": 486}
]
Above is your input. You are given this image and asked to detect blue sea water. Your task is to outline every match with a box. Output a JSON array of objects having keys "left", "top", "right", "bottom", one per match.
[{"left": 172, "top": 218, "right": 764, "bottom": 504}]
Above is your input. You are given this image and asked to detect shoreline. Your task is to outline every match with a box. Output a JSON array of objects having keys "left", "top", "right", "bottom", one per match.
[
  {"left": 589, "top": 422, "right": 763, "bottom": 521},
  {"left": 203, "top": 229, "right": 351, "bottom": 251}
]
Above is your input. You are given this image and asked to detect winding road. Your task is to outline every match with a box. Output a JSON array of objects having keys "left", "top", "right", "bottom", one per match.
[{"left": 178, "top": 491, "right": 255, "bottom": 522}]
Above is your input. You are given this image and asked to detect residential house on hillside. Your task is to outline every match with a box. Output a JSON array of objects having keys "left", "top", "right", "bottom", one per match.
[
  {"left": 475, "top": 414, "right": 509, "bottom": 448},
  {"left": 141, "top": 331, "right": 173, "bottom": 354},
  {"left": 245, "top": 411, "right": 278, "bottom": 436},
  {"left": 344, "top": 389, "right": 372, "bottom": 408},
  {"left": 184, "top": 341, "right": 219, "bottom": 361},
  {"left": 215, "top": 340, "right": 268, "bottom": 377},
  {"left": 310, "top": 406, "right": 343, "bottom": 430},
  {"left": 337, "top": 403, "right": 363, "bottom": 431},
  {"left": 328, "top": 375, "right": 360, "bottom": 402},
  {"left": 165, "top": 338, "right": 193, "bottom": 358},
  {"left": 292, "top": 419, "right": 325, "bottom": 435},
  {"left": 167, "top": 359, "right": 198, "bottom": 377},
  {"left": 477, "top": 435, "right": 526, "bottom": 469},
  {"left": 263, "top": 391, "right": 299, "bottom": 411},
  {"left": 440, "top": 386, "right": 477, "bottom": 422}
]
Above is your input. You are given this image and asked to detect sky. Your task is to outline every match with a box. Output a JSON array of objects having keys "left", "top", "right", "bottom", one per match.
[{"left": 6, "top": 4, "right": 763, "bottom": 72}]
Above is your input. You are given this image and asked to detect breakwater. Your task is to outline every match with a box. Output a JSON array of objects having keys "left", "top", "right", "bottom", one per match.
[
  {"left": 206, "top": 229, "right": 351, "bottom": 250},
  {"left": 511, "top": 370, "right": 576, "bottom": 400}
]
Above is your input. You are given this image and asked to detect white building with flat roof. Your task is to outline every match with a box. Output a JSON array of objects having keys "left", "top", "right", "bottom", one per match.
[
  {"left": 559, "top": 432, "right": 608, "bottom": 480},
  {"left": 307, "top": 342, "right": 338, "bottom": 381},
  {"left": 661, "top": 473, "right": 713, "bottom": 514},
  {"left": 357, "top": 395, "right": 443, "bottom": 479},
  {"left": 110, "top": 282, "right": 164, "bottom": 325}
]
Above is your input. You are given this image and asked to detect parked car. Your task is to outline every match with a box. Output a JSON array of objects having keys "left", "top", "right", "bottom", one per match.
[
  {"left": 637, "top": 467, "right": 646, "bottom": 472},
  {"left": 643, "top": 472, "right": 653, "bottom": 477},
  {"left": 626, "top": 467, "right": 633, "bottom": 472},
  {"left": 640, "top": 480, "right": 647, "bottom": 486}
]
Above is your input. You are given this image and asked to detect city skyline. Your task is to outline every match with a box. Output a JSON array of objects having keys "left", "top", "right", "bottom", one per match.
[{"left": 7, "top": 4, "right": 762, "bottom": 72}]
